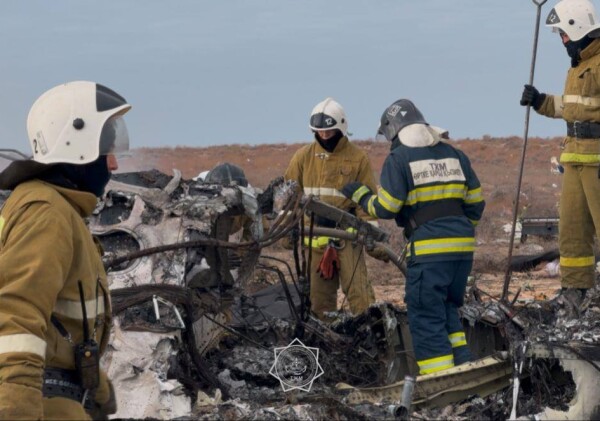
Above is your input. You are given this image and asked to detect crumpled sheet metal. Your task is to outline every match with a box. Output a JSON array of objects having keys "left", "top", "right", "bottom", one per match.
[
  {"left": 91, "top": 194, "right": 187, "bottom": 289},
  {"left": 337, "top": 352, "right": 511, "bottom": 408},
  {"left": 532, "top": 356, "right": 600, "bottom": 420},
  {"left": 101, "top": 320, "right": 191, "bottom": 420},
  {"left": 91, "top": 170, "right": 264, "bottom": 420},
  {"left": 522, "top": 342, "right": 600, "bottom": 420}
]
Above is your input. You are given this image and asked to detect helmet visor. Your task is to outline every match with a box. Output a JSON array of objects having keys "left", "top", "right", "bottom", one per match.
[
  {"left": 99, "top": 116, "right": 129, "bottom": 155},
  {"left": 310, "top": 113, "right": 337, "bottom": 130},
  {"left": 375, "top": 129, "right": 388, "bottom": 142}
]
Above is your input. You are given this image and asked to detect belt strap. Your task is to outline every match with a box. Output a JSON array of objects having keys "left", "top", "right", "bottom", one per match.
[
  {"left": 43, "top": 367, "right": 95, "bottom": 411},
  {"left": 566, "top": 121, "right": 600, "bottom": 139},
  {"left": 405, "top": 200, "right": 464, "bottom": 239}
]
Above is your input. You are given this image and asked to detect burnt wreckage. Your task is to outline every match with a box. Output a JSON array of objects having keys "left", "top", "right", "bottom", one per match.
[{"left": 1, "top": 164, "right": 600, "bottom": 420}]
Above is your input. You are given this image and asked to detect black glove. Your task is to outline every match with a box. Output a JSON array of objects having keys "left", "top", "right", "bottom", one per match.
[
  {"left": 341, "top": 182, "right": 372, "bottom": 205},
  {"left": 520, "top": 84, "right": 546, "bottom": 110}
]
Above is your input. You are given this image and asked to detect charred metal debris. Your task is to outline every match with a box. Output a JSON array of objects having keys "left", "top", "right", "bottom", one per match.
[{"left": 1, "top": 168, "right": 600, "bottom": 419}]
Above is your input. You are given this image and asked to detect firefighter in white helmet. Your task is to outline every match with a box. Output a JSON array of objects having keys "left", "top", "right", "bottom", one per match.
[
  {"left": 520, "top": 0, "right": 600, "bottom": 316},
  {"left": 0, "top": 81, "right": 131, "bottom": 419},
  {"left": 284, "top": 97, "right": 384, "bottom": 320}
]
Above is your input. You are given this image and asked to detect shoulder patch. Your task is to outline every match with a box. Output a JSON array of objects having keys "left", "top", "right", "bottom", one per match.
[{"left": 409, "top": 158, "right": 465, "bottom": 186}]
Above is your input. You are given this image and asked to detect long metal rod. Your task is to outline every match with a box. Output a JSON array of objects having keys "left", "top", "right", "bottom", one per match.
[{"left": 502, "top": 0, "right": 548, "bottom": 302}]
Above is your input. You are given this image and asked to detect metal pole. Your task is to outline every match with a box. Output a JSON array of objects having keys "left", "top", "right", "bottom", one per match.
[{"left": 502, "top": 0, "right": 548, "bottom": 302}]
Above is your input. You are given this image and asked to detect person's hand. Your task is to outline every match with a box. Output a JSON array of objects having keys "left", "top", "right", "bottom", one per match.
[
  {"left": 367, "top": 245, "right": 390, "bottom": 263},
  {"left": 520, "top": 85, "right": 545, "bottom": 109},
  {"left": 341, "top": 182, "right": 372, "bottom": 204}
]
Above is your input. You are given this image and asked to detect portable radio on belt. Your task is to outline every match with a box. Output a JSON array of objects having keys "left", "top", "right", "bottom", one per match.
[{"left": 74, "top": 280, "right": 100, "bottom": 390}]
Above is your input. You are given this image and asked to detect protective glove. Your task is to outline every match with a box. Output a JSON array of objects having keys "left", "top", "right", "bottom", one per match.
[
  {"left": 366, "top": 245, "right": 390, "bottom": 263},
  {"left": 317, "top": 245, "right": 340, "bottom": 280},
  {"left": 520, "top": 85, "right": 546, "bottom": 110},
  {"left": 341, "top": 182, "right": 372, "bottom": 206}
]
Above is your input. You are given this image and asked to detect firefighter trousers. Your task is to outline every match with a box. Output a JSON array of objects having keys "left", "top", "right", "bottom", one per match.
[
  {"left": 308, "top": 241, "right": 375, "bottom": 320},
  {"left": 559, "top": 164, "right": 600, "bottom": 289},
  {"left": 405, "top": 259, "right": 473, "bottom": 375}
]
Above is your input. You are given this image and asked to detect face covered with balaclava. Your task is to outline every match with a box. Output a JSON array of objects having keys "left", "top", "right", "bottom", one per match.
[{"left": 564, "top": 34, "right": 595, "bottom": 67}]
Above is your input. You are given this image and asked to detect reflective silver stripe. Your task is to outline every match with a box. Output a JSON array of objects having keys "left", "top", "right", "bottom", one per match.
[
  {"left": 553, "top": 96, "right": 564, "bottom": 118},
  {"left": 303, "top": 187, "right": 346, "bottom": 198},
  {"left": 367, "top": 220, "right": 380, "bottom": 227},
  {"left": 449, "top": 332, "right": 467, "bottom": 347},
  {"left": 417, "top": 354, "right": 454, "bottom": 374},
  {"left": 54, "top": 296, "right": 105, "bottom": 319},
  {"left": 465, "top": 187, "right": 482, "bottom": 204},
  {"left": 406, "top": 184, "right": 466, "bottom": 205},
  {"left": 352, "top": 185, "right": 371, "bottom": 203},
  {"left": 0, "top": 334, "right": 46, "bottom": 358},
  {"left": 562, "top": 94, "right": 600, "bottom": 107}
]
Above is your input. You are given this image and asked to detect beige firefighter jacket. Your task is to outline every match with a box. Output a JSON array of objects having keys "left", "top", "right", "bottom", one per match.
[
  {"left": 0, "top": 180, "right": 112, "bottom": 419},
  {"left": 284, "top": 136, "right": 378, "bottom": 227},
  {"left": 537, "top": 38, "right": 600, "bottom": 164}
]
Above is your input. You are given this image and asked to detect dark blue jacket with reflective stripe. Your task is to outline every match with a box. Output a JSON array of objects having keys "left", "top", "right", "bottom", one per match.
[{"left": 360, "top": 141, "right": 485, "bottom": 263}]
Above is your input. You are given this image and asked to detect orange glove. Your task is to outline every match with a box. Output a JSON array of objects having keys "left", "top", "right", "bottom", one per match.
[{"left": 317, "top": 245, "right": 340, "bottom": 280}]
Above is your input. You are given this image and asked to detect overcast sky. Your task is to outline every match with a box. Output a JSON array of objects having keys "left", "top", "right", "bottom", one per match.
[{"left": 0, "top": 1, "right": 570, "bottom": 152}]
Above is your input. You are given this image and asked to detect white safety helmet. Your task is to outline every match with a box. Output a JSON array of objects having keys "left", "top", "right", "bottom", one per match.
[
  {"left": 546, "top": 0, "right": 600, "bottom": 41},
  {"left": 27, "top": 81, "right": 131, "bottom": 165},
  {"left": 309, "top": 97, "right": 349, "bottom": 137}
]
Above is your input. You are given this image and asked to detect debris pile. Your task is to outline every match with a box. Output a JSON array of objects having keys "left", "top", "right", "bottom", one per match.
[{"left": 2, "top": 167, "right": 599, "bottom": 419}]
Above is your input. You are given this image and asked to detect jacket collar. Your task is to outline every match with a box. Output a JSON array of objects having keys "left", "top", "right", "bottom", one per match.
[
  {"left": 580, "top": 38, "right": 600, "bottom": 62},
  {"left": 42, "top": 181, "right": 98, "bottom": 217}
]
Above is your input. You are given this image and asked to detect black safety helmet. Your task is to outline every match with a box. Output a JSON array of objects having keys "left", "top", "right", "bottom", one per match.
[
  {"left": 376, "top": 99, "right": 428, "bottom": 142},
  {"left": 204, "top": 163, "right": 248, "bottom": 187}
]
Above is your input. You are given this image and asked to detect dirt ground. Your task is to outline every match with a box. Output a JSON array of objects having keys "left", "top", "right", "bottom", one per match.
[{"left": 119, "top": 136, "right": 566, "bottom": 307}]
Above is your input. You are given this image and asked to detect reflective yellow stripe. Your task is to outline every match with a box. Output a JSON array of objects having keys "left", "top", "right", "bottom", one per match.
[
  {"left": 553, "top": 96, "right": 564, "bottom": 118},
  {"left": 0, "top": 216, "right": 4, "bottom": 238},
  {"left": 560, "top": 153, "right": 600, "bottom": 164},
  {"left": 449, "top": 332, "right": 467, "bottom": 348},
  {"left": 303, "top": 236, "right": 330, "bottom": 248},
  {"left": 418, "top": 354, "right": 454, "bottom": 374},
  {"left": 54, "top": 297, "right": 105, "bottom": 320},
  {"left": 0, "top": 334, "right": 46, "bottom": 358},
  {"left": 465, "top": 187, "right": 483, "bottom": 204},
  {"left": 560, "top": 255, "right": 595, "bottom": 267},
  {"left": 410, "top": 237, "right": 475, "bottom": 256},
  {"left": 352, "top": 185, "right": 371, "bottom": 203},
  {"left": 367, "top": 196, "right": 377, "bottom": 217},
  {"left": 303, "top": 227, "right": 357, "bottom": 248},
  {"left": 469, "top": 218, "right": 479, "bottom": 226},
  {"left": 563, "top": 94, "right": 600, "bottom": 107},
  {"left": 406, "top": 184, "right": 466, "bottom": 206},
  {"left": 377, "top": 188, "right": 403, "bottom": 213}
]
